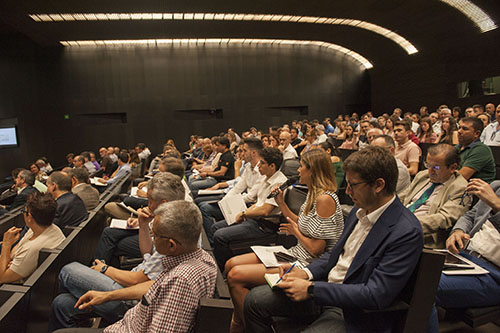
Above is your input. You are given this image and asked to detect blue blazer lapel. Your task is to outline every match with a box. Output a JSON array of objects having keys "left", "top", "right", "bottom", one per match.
[{"left": 343, "top": 198, "right": 403, "bottom": 281}]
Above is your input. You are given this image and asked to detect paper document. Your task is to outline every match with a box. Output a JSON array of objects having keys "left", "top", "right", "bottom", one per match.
[
  {"left": 118, "top": 202, "right": 139, "bottom": 215},
  {"left": 217, "top": 193, "right": 247, "bottom": 225},
  {"left": 251, "top": 245, "right": 289, "bottom": 268},
  {"left": 90, "top": 177, "right": 107, "bottom": 186},
  {"left": 130, "top": 186, "right": 147, "bottom": 198},
  {"left": 110, "top": 219, "right": 139, "bottom": 230},
  {"left": 198, "top": 189, "right": 226, "bottom": 195}
]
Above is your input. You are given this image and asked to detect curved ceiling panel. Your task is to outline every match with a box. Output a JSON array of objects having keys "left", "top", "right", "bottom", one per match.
[
  {"left": 439, "top": 0, "right": 497, "bottom": 32},
  {"left": 29, "top": 12, "right": 418, "bottom": 55},
  {"left": 59, "top": 37, "right": 374, "bottom": 69}
]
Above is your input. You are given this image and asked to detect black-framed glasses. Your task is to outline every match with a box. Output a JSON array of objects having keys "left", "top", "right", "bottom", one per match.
[
  {"left": 346, "top": 180, "right": 367, "bottom": 190},
  {"left": 149, "top": 221, "right": 182, "bottom": 245}
]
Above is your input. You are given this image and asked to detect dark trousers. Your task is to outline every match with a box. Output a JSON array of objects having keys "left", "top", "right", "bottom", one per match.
[{"left": 94, "top": 227, "right": 141, "bottom": 267}]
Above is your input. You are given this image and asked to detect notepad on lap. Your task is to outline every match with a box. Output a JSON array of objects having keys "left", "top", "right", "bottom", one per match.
[
  {"left": 217, "top": 193, "right": 247, "bottom": 225},
  {"left": 264, "top": 273, "right": 281, "bottom": 288},
  {"left": 110, "top": 219, "right": 139, "bottom": 230}
]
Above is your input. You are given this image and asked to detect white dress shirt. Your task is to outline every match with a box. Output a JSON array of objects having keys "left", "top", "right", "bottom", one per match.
[{"left": 226, "top": 163, "right": 265, "bottom": 203}]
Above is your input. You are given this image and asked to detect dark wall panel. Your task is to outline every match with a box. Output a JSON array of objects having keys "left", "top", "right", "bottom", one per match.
[{"left": 0, "top": 40, "right": 370, "bottom": 179}]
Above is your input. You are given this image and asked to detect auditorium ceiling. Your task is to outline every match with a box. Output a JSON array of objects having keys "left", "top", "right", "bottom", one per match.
[{"left": 0, "top": 0, "right": 498, "bottom": 68}]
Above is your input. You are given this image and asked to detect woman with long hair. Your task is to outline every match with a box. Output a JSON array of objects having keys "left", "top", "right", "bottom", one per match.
[
  {"left": 384, "top": 117, "right": 396, "bottom": 137},
  {"left": 335, "top": 121, "right": 347, "bottom": 140},
  {"left": 418, "top": 117, "right": 437, "bottom": 143},
  {"left": 339, "top": 124, "right": 358, "bottom": 150},
  {"left": 437, "top": 116, "right": 459, "bottom": 144},
  {"left": 269, "top": 134, "right": 280, "bottom": 148},
  {"left": 261, "top": 134, "right": 270, "bottom": 148},
  {"left": 318, "top": 141, "right": 344, "bottom": 188},
  {"left": 225, "top": 149, "right": 344, "bottom": 332},
  {"left": 29, "top": 163, "right": 47, "bottom": 182}
]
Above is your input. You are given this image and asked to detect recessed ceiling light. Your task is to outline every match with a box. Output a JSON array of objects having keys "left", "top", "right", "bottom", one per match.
[
  {"left": 28, "top": 12, "right": 426, "bottom": 54},
  {"left": 59, "top": 38, "right": 374, "bottom": 69}
]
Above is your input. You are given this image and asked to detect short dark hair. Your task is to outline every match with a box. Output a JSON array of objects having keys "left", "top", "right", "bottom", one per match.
[
  {"left": 428, "top": 144, "right": 460, "bottom": 167},
  {"left": 290, "top": 127, "right": 299, "bottom": 134},
  {"left": 136, "top": 143, "right": 146, "bottom": 150},
  {"left": 26, "top": 192, "right": 57, "bottom": 227},
  {"left": 74, "top": 155, "right": 85, "bottom": 163},
  {"left": 394, "top": 120, "right": 411, "bottom": 131},
  {"left": 81, "top": 151, "right": 91, "bottom": 161},
  {"left": 66, "top": 153, "right": 75, "bottom": 159},
  {"left": 242, "top": 137, "right": 263, "bottom": 152},
  {"left": 160, "top": 157, "right": 185, "bottom": 178},
  {"left": 118, "top": 152, "right": 129, "bottom": 163},
  {"left": 343, "top": 146, "right": 397, "bottom": 195},
  {"left": 69, "top": 167, "right": 90, "bottom": 184},
  {"left": 260, "top": 147, "right": 283, "bottom": 170},
  {"left": 460, "top": 116, "right": 484, "bottom": 133},
  {"left": 11, "top": 168, "right": 23, "bottom": 179},
  {"left": 215, "top": 136, "right": 230, "bottom": 148},
  {"left": 49, "top": 171, "right": 72, "bottom": 192}
]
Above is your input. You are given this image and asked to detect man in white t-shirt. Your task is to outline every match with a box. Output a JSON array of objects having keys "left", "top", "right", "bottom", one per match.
[{"left": 0, "top": 192, "right": 65, "bottom": 284}]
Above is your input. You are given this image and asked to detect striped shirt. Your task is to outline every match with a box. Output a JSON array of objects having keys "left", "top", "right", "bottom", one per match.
[{"left": 288, "top": 191, "right": 344, "bottom": 264}]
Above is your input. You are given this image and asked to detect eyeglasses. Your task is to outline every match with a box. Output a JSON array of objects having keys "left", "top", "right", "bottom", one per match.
[
  {"left": 346, "top": 180, "right": 367, "bottom": 190},
  {"left": 148, "top": 221, "right": 182, "bottom": 245},
  {"left": 423, "top": 161, "right": 442, "bottom": 171}
]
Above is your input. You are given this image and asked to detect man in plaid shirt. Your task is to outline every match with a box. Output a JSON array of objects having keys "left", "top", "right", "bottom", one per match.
[{"left": 72, "top": 200, "right": 217, "bottom": 333}]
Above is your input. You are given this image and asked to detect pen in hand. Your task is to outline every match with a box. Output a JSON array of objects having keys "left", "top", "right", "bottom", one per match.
[{"left": 275, "top": 263, "right": 296, "bottom": 285}]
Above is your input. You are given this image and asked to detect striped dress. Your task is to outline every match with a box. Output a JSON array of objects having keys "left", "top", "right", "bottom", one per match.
[{"left": 288, "top": 191, "right": 344, "bottom": 265}]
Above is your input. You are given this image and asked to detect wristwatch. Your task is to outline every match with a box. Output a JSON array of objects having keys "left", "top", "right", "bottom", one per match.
[
  {"left": 307, "top": 282, "right": 315, "bottom": 299},
  {"left": 100, "top": 265, "right": 109, "bottom": 274},
  {"left": 241, "top": 210, "right": 247, "bottom": 219}
]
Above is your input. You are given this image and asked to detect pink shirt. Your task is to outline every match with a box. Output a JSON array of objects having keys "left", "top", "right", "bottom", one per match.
[{"left": 395, "top": 140, "right": 421, "bottom": 167}]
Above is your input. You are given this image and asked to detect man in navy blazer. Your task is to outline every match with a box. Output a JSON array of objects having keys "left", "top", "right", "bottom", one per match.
[
  {"left": 244, "top": 146, "right": 424, "bottom": 332},
  {"left": 47, "top": 172, "right": 88, "bottom": 228}
]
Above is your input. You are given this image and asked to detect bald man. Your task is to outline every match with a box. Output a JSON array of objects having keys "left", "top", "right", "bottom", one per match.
[{"left": 279, "top": 131, "right": 298, "bottom": 160}]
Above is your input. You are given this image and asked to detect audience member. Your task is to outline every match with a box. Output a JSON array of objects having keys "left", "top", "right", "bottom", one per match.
[
  {"left": 437, "top": 116, "right": 459, "bottom": 145},
  {"left": 66, "top": 153, "right": 75, "bottom": 168},
  {"left": 485, "top": 103, "right": 496, "bottom": 118},
  {"left": 0, "top": 192, "right": 65, "bottom": 284},
  {"left": 225, "top": 149, "right": 344, "bottom": 331},
  {"left": 97, "top": 152, "right": 131, "bottom": 185},
  {"left": 68, "top": 201, "right": 217, "bottom": 332},
  {"left": 135, "top": 143, "right": 151, "bottom": 160},
  {"left": 457, "top": 117, "right": 495, "bottom": 182},
  {"left": 95, "top": 172, "right": 185, "bottom": 267},
  {"left": 199, "top": 138, "right": 264, "bottom": 244},
  {"left": 98, "top": 147, "right": 113, "bottom": 173},
  {"left": 339, "top": 125, "right": 358, "bottom": 150},
  {"left": 399, "top": 144, "right": 469, "bottom": 248},
  {"left": 0, "top": 169, "right": 38, "bottom": 214},
  {"left": 81, "top": 152, "right": 97, "bottom": 174},
  {"left": 481, "top": 104, "right": 500, "bottom": 146},
  {"left": 243, "top": 146, "right": 423, "bottom": 332},
  {"left": 429, "top": 178, "right": 500, "bottom": 328},
  {"left": 107, "top": 147, "right": 118, "bottom": 163},
  {"left": 212, "top": 147, "right": 287, "bottom": 271},
  {"left": 47, "top": 172, "right": 88, "bottom": 228},
  {"left": 370, "top": 135, "right": 411, "bottom": 194},
  {"left": 317, "top": 142, "right": 344, "bottom": 187},
  {"left": 478, "top": 113, "right": 490, "bottom": 129},
  {"left": 394, "top": 120, "right": 421, "bottom": 176},
  {"left": 68, "top": 168, "right": 100, "bottom": 211},
  {"left": 418, "top": 117, "right": 437, "bottom": 143},
  {"left": 430, "top": 112, "right": 442, "bottom": 136},
  {"left": 30, "top": 163, "right": 48, "bottom": 182},
  {"left": 278, "top": 131, "right": 298, "bottom": 160},
  {"left": 189, "top": 136, "right": 235, "bottom": 191}
]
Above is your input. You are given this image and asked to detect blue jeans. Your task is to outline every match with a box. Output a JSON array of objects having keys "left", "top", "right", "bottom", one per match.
[
  {"left": 198, "top": 201, "right": 224, "bottom": 246},
  {"left": 94, "top": 227, "right": 141, "bottom": 267},
  {"left": 49, "top": 262, "right": 131, "bottom": 332},
  {"left": 428, "top": 252, "right": 500, "bottom": 331},
  {"left": 244, "top": 285, "right": 345, "bottom": 333},
  {"left": 189, "top": 176, "right": 218, "bottom": 191},
  {"left": 211, "top": 218, "right": 279, "bottom": 272}
]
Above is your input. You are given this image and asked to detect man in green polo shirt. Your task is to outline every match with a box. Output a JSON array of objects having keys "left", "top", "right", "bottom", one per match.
[{"left": 457, "top": 117, "right": 496, "bottom": 183}]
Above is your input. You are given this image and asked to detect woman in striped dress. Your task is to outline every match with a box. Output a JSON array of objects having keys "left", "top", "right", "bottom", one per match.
[{"left": 225, "top": 149, "right": 344, "bottom": 332}]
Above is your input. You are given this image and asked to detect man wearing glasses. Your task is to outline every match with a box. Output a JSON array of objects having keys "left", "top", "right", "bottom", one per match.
[
  {"left": 399, "top": 144, "right": 469, "bottom": 248},
  {"left": 244, "top": 147, "right": 423, "bottom": 332},
  {"left": 54, "top": 201, "right": 217, "bottom": 333}
]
